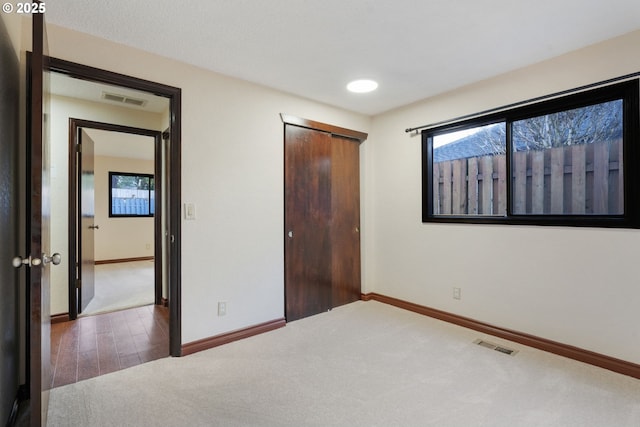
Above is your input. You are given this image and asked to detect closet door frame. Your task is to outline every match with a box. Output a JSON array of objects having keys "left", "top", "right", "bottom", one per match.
[{"left": 282, "top": 114, "right": 367, "bottom": 322}]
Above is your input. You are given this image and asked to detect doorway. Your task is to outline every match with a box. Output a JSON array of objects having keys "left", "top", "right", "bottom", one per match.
[
  {"left": 47, "top": 57, "right": 182, "bottom": 357},
  {"left": 283, "top": 114, "right": 367, "bottom": 322},
  {"left": 69, "top": 121, "right": 162, "bottom": 317}
]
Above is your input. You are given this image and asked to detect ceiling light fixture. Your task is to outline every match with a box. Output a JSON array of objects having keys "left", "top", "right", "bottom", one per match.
[{"left": 347, "top": 79, "right": 378, "bottom": 93}]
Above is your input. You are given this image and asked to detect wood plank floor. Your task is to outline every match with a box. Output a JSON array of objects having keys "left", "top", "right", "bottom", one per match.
[{"left": 50, "top": 304, "right": 169, "bottom": 388}]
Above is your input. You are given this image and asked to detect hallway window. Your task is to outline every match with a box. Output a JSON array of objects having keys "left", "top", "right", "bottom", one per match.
[{"left": 109, "top": 172, "right": 155, "bottom": 217}]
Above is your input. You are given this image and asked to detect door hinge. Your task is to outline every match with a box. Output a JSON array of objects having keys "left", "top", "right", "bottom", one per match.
[
  {"left": 76, "top": 279, "right": 82, "bottom": 289},
  {"left": 76, "top": 143, "right": 82, "bottom": 153}
]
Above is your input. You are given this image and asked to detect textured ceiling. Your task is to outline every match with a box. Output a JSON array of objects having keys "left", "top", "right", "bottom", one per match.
[{"left": 45, "top": 0, "right": 640, "bottom": 115}]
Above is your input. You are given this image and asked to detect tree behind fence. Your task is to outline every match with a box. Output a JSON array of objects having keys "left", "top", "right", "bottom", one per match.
[{"left": 433, "top": 139, "right": 623, "bottom": 216}]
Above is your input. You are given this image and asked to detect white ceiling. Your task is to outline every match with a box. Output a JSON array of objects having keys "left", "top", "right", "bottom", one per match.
[
  {"left": 45, "top": 0, "right": 640, "bottom": 116},
  {"left": 84, "top": 128, "right": 155, "bottom": 161}
]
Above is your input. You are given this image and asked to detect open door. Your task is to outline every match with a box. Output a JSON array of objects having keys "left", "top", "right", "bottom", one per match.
[
  {"left": 0, "top": 12, "right": 22, "bottom": 427},
  {"left": 26, "top": 9, "right": 56, "bottom": 427},
  {"left": 78, "top": 129, "right": 96, "bottom": 313}
]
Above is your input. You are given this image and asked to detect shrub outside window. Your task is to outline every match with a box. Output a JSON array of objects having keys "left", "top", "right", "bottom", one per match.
[
  {"left": 109, "top": 172, "right": 155, "bottom": 217},
  {"left": 422, "top": 79, "right": 639, "bottom": 227}
]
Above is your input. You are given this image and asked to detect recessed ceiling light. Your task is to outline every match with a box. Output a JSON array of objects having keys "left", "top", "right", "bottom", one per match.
[{"left": 347, "top": 79, "right": 378, "bottom": 93}]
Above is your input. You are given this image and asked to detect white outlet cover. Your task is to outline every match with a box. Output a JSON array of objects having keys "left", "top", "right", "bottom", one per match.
[{"left": 217, "top": 301, "right": 227, "bottom": 316}]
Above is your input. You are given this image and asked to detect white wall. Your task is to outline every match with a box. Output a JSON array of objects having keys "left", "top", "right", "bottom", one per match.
[
  {"left": 46, "top": 22, "right": 640, "bottom": 366},
  {"left": 49, "top": 94, "right": 164, "bottom": 314},
  {"left": 46, "top": 25, "right": 371, "bottom": 343},
  {"left": 368, "top": 29, "right": 640, "bottom": 364},
  {"left": 94, "top": 155, "right": 154, "bottom": 261}
]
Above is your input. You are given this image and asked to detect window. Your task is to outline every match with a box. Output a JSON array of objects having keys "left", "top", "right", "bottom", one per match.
[
  {"left": 109, "top": 172, "right": 155, "bottom": 217},
  {"left": 423, "top": 79, "right": 639, "bottom": 227}
]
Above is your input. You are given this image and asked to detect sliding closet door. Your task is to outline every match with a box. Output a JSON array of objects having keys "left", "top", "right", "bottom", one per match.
[
  {"left": 330, "top": 135, "right": 361, "bottom": 308},
  {"left": 285, "top": 126, "right": 333, "bottom": 321},
  {"left": 284, "top": 119, "right": 364, "bottom": 322}
]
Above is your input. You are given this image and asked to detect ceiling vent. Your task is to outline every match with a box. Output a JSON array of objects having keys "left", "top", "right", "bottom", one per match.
[
  {"left": 473, "top": 339, "right": 518, "bottom": 356},
  {"left": 102, "top": 91, "right": 147, "bottom": 107}
]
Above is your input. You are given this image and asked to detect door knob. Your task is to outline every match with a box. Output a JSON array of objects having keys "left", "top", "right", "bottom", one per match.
[
  {"left": 12, "top": 256, "right": 30, "bottom": 268},
  {"left": 12, "top": 255, "right": 41, "bottom": 267},
  {"left": 88, "top": 225, "right": 99, "bottom": 230},
  {"left": 43, "top": 253, "right": 62, "bottom": 266}
]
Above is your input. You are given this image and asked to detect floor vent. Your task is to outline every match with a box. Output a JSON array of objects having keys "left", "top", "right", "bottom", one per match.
[{"left": 473, "top": 339, "right": 518, "bottom": 356}]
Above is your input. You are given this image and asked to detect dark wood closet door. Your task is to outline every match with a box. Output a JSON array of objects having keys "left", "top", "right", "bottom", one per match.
[
  {"left": 284, "top": 122, "right": 363, "bottom": 322},
  {"left": 285, "top": 126, "right": 333, "bottom": 321},
  {"left": 330, "top": 135, "right": 361, "bottom": 308}
]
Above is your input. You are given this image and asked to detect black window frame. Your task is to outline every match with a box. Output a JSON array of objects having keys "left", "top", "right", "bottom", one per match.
[
  {"left": 422, "top": 79, "right": 640, "bottom": 228},
  {"left": 108, "top": 171, "right": 155, "bottom": 218}
]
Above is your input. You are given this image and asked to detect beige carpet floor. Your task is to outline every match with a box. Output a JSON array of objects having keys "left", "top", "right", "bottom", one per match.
[
  {"left": 80, "top": 261, "right": 155, "bottom": 316},
  {"left": 48, "top": 301, "right": 640, "bottom": 426}
]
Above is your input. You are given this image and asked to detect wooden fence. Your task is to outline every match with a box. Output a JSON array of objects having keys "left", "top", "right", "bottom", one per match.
[
  {"left": 111, "top": 197, "right": 155, "bottom": 215},
  {"left": 432, "top": 139, "right": 623, "bottom": 215}
]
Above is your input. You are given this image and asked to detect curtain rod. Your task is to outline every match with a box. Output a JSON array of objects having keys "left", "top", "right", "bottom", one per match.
[{"left": 405, "top": 71, "right": 640, "bottom": 134}]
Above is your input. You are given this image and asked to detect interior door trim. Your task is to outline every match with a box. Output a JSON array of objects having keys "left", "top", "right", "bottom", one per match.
[
  {"left": 49, "top": 57, "right": 183, "bottom": 357},
  {"left": 68, "top": 119, "right": 163, "bottom": 318},
  {"left": 280, "top": 113, "right": 368, "bottom": 142}
]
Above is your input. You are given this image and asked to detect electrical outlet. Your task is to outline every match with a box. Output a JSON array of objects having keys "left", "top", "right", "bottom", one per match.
[
  {"left": 453, "top": 287, "right": 461, "bottom": 300},
  {"left": 217, "top": 301, "right": 227, "bottom": 316},
  {"left": 145, "top": 243, "right": 151, "bottom": 250}
]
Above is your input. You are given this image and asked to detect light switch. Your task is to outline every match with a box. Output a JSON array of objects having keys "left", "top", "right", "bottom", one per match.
[{"left": 184, "top": 203, "right": 196, "bottom": 220}]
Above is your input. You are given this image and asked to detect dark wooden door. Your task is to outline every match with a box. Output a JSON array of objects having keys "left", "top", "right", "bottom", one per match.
[
  {"left": 285, "top": 126, "right": 333, "bottom": 320},
  {"left": 28, "top": 10, "right": 52, "bottom": 427},
  {"left": 284, "top": 118, "right": 366, "bottom": 322},
  {"left": 330, "top": 135, "right": 362, "bottom": 308},
  {"left": 0, "top": 13, "right": 22, "bottom": 426},
  {"left": 78, "top": 129, "right": 96, "bottom": 313}
]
